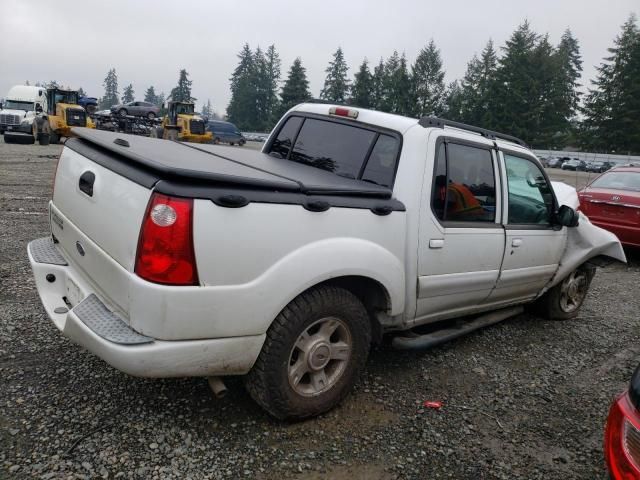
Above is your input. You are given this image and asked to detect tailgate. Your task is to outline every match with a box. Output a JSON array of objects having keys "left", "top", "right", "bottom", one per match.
[{"left": 52, "top": 145, "right": 152, "bottom": 271}]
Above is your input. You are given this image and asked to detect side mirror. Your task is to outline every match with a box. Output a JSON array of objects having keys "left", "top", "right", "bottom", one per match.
[{"left": 555, "top": 205, "right": 579, "bottom": 227}]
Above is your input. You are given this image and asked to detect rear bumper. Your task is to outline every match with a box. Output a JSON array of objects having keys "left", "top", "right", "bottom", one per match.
[{"left": 28, "top": 237, "right": 265, "bottom": 378}]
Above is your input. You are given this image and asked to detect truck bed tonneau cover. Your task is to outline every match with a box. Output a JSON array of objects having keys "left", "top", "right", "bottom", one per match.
[{"left": 70, "top": 128, "right": 394, "bottom": 198}]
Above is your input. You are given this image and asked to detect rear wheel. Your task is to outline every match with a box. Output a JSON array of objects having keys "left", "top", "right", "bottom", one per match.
[
  {"left": 118, "top": 108, "right": 127, "bottom": 117},
  {"left": 147, "top": 112, "right": 155, "bottom": 120},
  {"left": 245, "top": 286, "right": 371, "bottom": 420},
  {"left": 534, "top": 263, "right": 596, "bottom": 320}
]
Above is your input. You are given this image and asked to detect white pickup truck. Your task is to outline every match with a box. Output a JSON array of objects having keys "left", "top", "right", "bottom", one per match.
[{"left": 28, "top": 103, "right": 626, "bottom": 419}]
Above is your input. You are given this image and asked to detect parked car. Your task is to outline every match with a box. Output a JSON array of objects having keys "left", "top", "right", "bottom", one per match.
[
  {"left": 578, "top": 166, "right": 640, "bottom": 247},
  {"left": 547, "top": 157, "right": 567, "bottom": 168},
  {"left": 27, "top": 104, "right": 626, "bottom": 419},
  {"left": 561, "top": 159, "right": 587, "bottom": 171},
  {"left": 604, "top": 364, "right": 640, "bottom": 479},
  {"left": 207, "top": 120, "right": 245, "bottom": 145},
  {"left": 110, "top": 101, "right": 160, "bottom": 119},
  {"left": 586, "top": 161, "right": 615, "bottom": 173}
]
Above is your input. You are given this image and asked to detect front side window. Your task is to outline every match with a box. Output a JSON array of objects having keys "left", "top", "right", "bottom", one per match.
[
  {"left": 431, "top": 142, "right": 497, "bottom": 223},
  {"left": 504, "top": 154, "right": 554, "bottom": 225}
]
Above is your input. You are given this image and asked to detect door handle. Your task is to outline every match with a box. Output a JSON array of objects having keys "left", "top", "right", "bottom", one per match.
[
  {"left": 511, "top": 238, "right": 523, "bottom": 248},
  {"left": 429, "top": 239, "right": 445, "bottom": 249}
]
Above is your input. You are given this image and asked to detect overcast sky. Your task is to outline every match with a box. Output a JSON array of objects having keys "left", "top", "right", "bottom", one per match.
[{"left": 0, "top": 0, "right": 636, "bottom": 117}]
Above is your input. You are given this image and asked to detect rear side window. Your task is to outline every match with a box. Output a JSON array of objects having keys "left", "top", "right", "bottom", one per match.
[
  {"left": 270, "top": 116, "right": 303, "bottom": 159},
  {"left": 431, "top": 142, "right": 496, "bottom": 223},
  {"left": 268, "top": 116, "right": 401, "bottom": 186},
  {"left": 361, "top": 134, "right": 400, "bottom": 187}
]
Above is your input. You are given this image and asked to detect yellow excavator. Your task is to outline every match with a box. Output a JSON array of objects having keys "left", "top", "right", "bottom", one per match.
[
  {"left": 34, "top": 88, "right": 95, "bottom": 145},
  {"left": 150, "top": 101, "right": 212, "bottom": 143}
]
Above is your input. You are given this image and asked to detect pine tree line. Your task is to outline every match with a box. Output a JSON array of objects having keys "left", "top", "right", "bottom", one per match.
[{"left": 225, "top": 15, "right": 639, "bottom": 153}]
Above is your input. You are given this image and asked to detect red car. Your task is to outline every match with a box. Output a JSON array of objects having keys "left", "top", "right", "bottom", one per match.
[
  {"left": 605, "top": 365, "right": 640, "bottom": 478},
  {"left": 578, "top": 167, "right": 640, "bottom": 248}
]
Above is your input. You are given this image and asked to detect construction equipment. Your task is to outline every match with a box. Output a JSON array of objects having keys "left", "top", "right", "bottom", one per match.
[
  {"left": 34, "top": 88, "right": 95, "bottom": 145},
  {"left": 150, "top": 101, "right": 212, "bottom": 143}
]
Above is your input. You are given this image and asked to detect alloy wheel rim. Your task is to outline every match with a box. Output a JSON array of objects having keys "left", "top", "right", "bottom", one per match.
[
  {"left": 559, "top": 270, "right": 588, "bottom": 313},
  {"left": 287, "top": 317, "right": 352, "bottom": 397}
]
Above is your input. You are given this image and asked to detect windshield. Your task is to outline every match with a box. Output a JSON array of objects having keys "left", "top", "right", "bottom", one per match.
[
  {"left": 175, "top": 103, "right": 194, "bottom": 115},
  {"left": 590, "top": 172, "right": 640, "bottom": 192},
  {"left": 52, "top": 90, "right": 78, "bottom": 105},
  {"left": 3, "top": 100, "right": 34, "bottom": 111}
]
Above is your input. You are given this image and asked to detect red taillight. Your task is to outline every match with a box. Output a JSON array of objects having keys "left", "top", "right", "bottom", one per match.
[
  {"left": 135, "top": 193, "right": 199, "bottom": 286},
  {"left": 605, "top": 392, "right": 640, "bottom": 479}
]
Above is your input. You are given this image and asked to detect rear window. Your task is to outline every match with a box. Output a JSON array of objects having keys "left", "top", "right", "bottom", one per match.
[
  {"left": 268, "top": 116, "right": 400, "bottom": 187},
  {"left": 591, "top": 172, "right": 640, "bottom": 192}
]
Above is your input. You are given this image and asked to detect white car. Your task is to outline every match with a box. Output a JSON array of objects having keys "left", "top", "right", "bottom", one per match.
[{"left": 28, "top": 104, "right": 626, "bottom": 419}]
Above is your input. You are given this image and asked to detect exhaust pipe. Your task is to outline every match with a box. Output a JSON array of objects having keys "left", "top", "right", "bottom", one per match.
[{"left": 207, "top": 376, "right": 228, "bottom": 399}]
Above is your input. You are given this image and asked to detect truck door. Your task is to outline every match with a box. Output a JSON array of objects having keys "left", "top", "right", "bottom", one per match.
[
  {"left": 416, "top": 137, "right": 505, "bottom": 322},
  {"left": 486, "top": 151, "right": 566, "bottom": 304}
]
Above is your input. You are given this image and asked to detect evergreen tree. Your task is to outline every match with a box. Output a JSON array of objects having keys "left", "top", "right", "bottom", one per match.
[
  {"left": 582, "top": 14, "right": 640, "bottom": 153},
  {"left": 77, "top": 87, "right": 86, "bottom": 97},
  {"left": 100, "top": 69, "right": 119, "bottom": 109},
  {"left": 444, "top": 81, "right": 464, "bottom": 121},
  {"left": 411, "top": 40, "right": 446, "bottom": 117},
  {"left": 47, "top": 80, "right": 59, "bottom": 89},
  {"left": 263, "top": 45, "right": 281, "bottom": 127},
  {"left": 156, "top": 92, "right": 166, "bottom": 114},
  {"left": 350, "top": 59, "right": 374, "bottom": 108},
  {"left": 227, "top": 44, "right": 258, "bottom": 130},
  {"left": 144, "top": 86, "right": 158, "bottom": 104},
  {"left": 379, "top": 52, "right": 412, "bottom": 115},
  {"left": 459, "top": 40, "right": 499, "bottom": 126},
  {"left": 371, "top": 59, "right": 386, "bottom": 110},
  {"left": 320, "top": 47, "right": 350, "bottom": 103},
  {"left": 122, "top": 83, "right": 135, "bottom": 103},
  {"left": 277, "top": 57, "right": 312, "bottom": 118},
  {"left": 201, "top": 99, "right": 213, "bottom": 118},
  {"left": 492, "top": 21, "right": 539, "bottom": 141},
  {"left": 170, "top": 69, "right": 194, "bottom": 103}
]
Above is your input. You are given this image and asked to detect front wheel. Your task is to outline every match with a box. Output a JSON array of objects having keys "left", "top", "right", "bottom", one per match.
[
  {"left": 147, "top": 112, "right": 155, "bottom": 120},
  {"left": 534, "top": 263, "right": 596, "bottom": 320},
  {"left": 245, "top": 286, "right": 371, "bottom": 420},
  {"left": 118, "top": 108, "right": 127, "bottom": 117}
]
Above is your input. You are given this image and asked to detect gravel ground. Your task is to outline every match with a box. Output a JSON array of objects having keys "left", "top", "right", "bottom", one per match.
[{"left": 1, "top": 137, "right": 639, "bottom": 479}]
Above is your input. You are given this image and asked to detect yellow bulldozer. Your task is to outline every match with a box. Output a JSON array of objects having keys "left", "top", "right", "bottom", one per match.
[
  {"left": 34, "top": 88, "right": 95, "bottom": 145},
  {"left": 150, "top": 101, "right": 212, "bottom": 143}
]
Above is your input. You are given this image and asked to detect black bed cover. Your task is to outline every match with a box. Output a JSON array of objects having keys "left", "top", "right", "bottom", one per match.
[{"left": 68, "top": 128, "right": 405, "bottom": 212}]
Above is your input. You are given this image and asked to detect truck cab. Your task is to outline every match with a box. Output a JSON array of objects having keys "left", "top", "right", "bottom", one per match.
[{"left": 1, "top": 85, "right": 48, "bottom": 144}]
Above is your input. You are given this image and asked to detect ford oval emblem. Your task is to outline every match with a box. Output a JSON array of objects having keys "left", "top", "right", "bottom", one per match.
[
  {"left": 76, "top": 241, "right": 85, "bottom": 256},
  {"left": 611, "top": 195, "right": 621, "bottom": 201}
]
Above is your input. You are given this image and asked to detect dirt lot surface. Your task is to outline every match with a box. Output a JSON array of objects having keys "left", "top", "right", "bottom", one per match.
[{"left": 1, "top": 137, "right": 639, "bottom": 479}]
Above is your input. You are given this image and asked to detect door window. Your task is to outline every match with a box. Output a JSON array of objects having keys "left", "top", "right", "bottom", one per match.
[
  {"left": 431, "top": 142, "right": 497, "bottom": 223},
  {"left": 504, "top": 154, "right": 554, "bottom": 225}
]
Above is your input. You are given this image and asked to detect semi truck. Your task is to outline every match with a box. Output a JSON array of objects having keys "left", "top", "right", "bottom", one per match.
[{"left": 0, "top": 85, "right": 48, "bottom": 144}]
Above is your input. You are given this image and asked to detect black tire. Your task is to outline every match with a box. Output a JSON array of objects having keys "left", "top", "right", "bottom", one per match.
[
  {"left": 37, "top": 120, "right": 51, "bottom": 146},
  {"left": 147, "top": 112, "right": 155, "bottom": 120},
  {"left": 118, "top": 108, "right": 127, "bottom": 117},
  {"left": 239, "top": 140, "right": 245, "bottom": 146},
  {"left": 245, "top": 286, "right": 371, "bottom": 420},
  {"left": 213, "top": 137, "right": 220, "bottom": 145},
  {"left": 49, "top": 131, "right": 59, "bottom": 145},
  {"left": 534, "top": 263, "right": 596, "bottom": 320},
  {"left": 229, "top": 142, "right": 235, "bottom": 146}
]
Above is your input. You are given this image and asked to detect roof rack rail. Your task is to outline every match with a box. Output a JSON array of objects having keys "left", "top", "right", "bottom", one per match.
[{"left": 419, "top": 116, "right": 528, "bottom": 147}]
